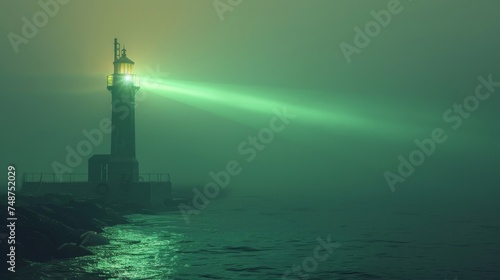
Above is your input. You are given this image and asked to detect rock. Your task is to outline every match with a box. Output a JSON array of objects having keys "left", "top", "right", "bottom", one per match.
[
  {"left": 139, "top": 209, "right": 158, "bottom": 215},
  {"left": 55, "top": 243, "right": 93, "bottom": 259},
  {"left": 16, "top": 208, "right": 41, "bottom": 225},
  {"left": 36, "top": 206, "right": 82, "bottom": 231},
  {"left": 16, "top": 230, "right": 54, "bottom": 262},
  {"left": 79, "top": 231, "right": 109, "bottom": 247},
  {"left": 46, "top": 204, "right": 103, "bottom": 232},
  {"left": 16, "top": 207, "right": 80, "bottom": 247},
  {"left": 109, "top": 202, "right": 143, "bottom": 213},
  {"left": 33, "top": 212, "right": 81, "bottom": 246},
  {"left": 1, "top": 195, "right": 132, "bottom": 264},
  {"left": 41, "top": 193, "right": 74, "bottom": 205},
  {"left": 40, "top": 206, "right": 56, "bottom": 215},
  {"left": 103, "top": 207, "right": 128, "bottom": 225},
  {"left": 92, "top": 218, "right": 109, "bottom": 228},
  {"left": 69, "top": 200, "right": 105, "bottom": 218},
  {"left": 15, "top": 215, "right": 55, "bottom": 261}
]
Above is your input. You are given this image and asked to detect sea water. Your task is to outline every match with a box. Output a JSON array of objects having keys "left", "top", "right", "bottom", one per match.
[{"left": 11, "top": 195, "right": 500, "bottom": 279}]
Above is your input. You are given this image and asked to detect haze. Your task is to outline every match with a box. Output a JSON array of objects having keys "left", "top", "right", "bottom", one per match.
[{"left": 1, "top": 0, "right": 499, "bottom": 209}]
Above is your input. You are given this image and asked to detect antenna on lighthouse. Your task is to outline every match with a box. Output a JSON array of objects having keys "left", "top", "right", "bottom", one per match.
[{"left": 114, "top": 38, "right": 121, "bottom": 62}]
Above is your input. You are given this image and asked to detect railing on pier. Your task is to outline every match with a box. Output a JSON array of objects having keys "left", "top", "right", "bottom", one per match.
[
  {"left": 22, "top": 173, "right": 88, "bottom": 183},
  {"left": 22, "top": 173, "right": 171, "bottom": 183},
  {"left": 138, "top": 173, "right": 170, "bottom": 182}
]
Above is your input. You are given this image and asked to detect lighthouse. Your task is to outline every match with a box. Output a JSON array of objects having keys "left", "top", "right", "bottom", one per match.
[
  {"left": 106, "top": 38, "right": 140, "bottom": 183},
  {"left": 22, "top": 38, "right": 173, "bottom": 209}
]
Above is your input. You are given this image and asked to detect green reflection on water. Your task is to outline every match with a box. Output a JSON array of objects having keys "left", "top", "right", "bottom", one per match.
[{"left": 78, "top": 215, "right": 184, "bottom": 279}]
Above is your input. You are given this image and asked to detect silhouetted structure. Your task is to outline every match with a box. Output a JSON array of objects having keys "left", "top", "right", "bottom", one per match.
[{"left": 22, "top": 39, "right": 172, "bottom": 208}]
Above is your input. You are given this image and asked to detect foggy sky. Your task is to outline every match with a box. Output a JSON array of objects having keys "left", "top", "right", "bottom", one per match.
[{"left": 1, "top": 0, "right": 499, "bottom": 206}]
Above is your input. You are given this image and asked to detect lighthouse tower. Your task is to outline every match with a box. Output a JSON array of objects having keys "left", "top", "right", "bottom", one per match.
[
  {"left": 106, "top": 38, "right": 140, "bottom": 183},
  {"left": 22, "top": 38, "right": 172, "bottom": 209}
]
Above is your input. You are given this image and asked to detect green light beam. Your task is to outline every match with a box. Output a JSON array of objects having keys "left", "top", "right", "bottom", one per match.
[{"left": 140, "top": 78, "right": 419, "bottom": 138}]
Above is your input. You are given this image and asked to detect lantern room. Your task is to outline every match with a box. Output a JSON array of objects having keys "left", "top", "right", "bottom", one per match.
[
  {"left": 107, "top": 38, "right": 140, "bottom": 90},
  {"left": 114, "top": 48, "right": 135, "bottom": 75}
]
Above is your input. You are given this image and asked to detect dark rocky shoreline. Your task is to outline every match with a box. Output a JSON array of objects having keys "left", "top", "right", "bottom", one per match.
[{"left": 0, "top": 193, "right": 167, "bottom": 270}]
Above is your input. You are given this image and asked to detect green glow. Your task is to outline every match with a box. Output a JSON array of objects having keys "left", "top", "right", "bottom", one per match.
[
  {"left": 79, "top": 221, "right": 181, "bottom": 279},
  {"left": 141, "top": 78, "right": 416, "bottom": 138}
]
